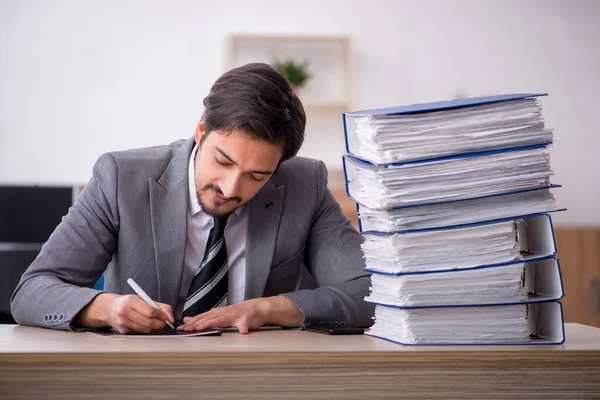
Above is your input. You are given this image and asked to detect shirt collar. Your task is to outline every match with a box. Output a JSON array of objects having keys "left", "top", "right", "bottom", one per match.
[{"left": 187, "top": 142, "right": 244, "bottom": 218}]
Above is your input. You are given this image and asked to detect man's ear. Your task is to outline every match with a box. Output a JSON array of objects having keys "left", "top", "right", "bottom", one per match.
[{"left": 194, "top": 120, "right": 206, "bottom": 145}]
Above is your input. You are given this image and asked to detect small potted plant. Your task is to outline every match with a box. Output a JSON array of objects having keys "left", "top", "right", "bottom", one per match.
[{"left": 273, "top": 59, "right": 311, "bottom": 93}]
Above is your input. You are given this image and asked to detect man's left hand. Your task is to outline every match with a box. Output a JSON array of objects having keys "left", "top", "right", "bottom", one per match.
[{"left": 178, "top": 295, "right": 304, "bottom": 334}]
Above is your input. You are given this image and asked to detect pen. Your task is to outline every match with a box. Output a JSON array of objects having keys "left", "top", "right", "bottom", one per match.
[{"left": 126, "top": 278, "right": 175, "bottom": 330}]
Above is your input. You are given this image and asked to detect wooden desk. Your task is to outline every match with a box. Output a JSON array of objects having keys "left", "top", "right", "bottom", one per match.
[{"left": 1, "top": 323, "right": 600, "bottom": 399}]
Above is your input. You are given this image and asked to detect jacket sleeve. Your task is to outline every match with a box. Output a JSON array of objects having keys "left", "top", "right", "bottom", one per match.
[
  {"left": 282, "top": 161, "right": 374, "bottom": 328},
  {"left": 10, "top": 153, "right": 120, "bottom": 330}
]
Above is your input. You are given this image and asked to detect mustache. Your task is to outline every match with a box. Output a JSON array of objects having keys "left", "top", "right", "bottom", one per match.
[{"left": 202, "top": 184, "right": 242, "bottom": 203}]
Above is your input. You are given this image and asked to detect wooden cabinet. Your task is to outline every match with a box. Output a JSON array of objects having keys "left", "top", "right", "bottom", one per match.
[{"left": 555, "top": 228, "right": 600, "bottom": 327}]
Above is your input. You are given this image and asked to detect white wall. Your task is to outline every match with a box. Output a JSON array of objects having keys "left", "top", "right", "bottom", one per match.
[{"left": 1, "top": 0, "right": 598, "bottom": 225}]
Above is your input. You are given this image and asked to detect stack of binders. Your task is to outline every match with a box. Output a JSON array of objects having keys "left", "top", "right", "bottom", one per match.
[{"left": 341, "top": 93, "right": 566, "bottom": 345}]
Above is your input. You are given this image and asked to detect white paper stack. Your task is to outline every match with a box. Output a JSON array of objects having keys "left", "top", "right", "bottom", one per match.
[
  {"left": 358, "top": 187, "right": 557, "bottom": 233},
  {"left": 366, "top": 263, "right": 529, "bottom": 307},
  {"left": 344, "top": 145, "right": 552, "bottom": 209},
  {"left": 362, "top": 220, "right": 521, "bottom": 274},
  {"left": 366, "top": 257, "right": 563, "bottom": 309},
  {"left": 368, "top": 304, "right": 531, "bottom": 345},
  {"left": 339, "top": 93, "right": 566, "bottom": 345},
  {"left": 345, "top": 96, "right": 552, "bottom": 164}
]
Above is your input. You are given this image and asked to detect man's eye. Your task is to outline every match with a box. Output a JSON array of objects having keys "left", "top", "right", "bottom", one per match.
[
  {"left": 216, "top": 158, "right": 230, "bottom": 166},
  {"left": 248, "top": 174, "right": 264, "bottom": 182}
]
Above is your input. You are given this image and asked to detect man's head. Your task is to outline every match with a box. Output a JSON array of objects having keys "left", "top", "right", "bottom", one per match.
[{"left": 193, "top": 62, "right": 306, "bottom": 217}]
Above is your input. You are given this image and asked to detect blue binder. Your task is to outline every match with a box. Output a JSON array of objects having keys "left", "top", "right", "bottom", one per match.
[
  {"left": 358, "top": 208, "right": 566, "bottom": 236},
  {"left": 365, "top": 257, "right": 564, "bottom": 308},
  {"left": 361, "top": 214, "right": 559, "bottom": 275},
  {"left": 354, "top": 186, "right": 565, "bottom": 234},
  {"left": 342, "top": 93, "right": 550, "bottom": 164},
  {"left": 342, "top": 144, "right": 555, "bottom": 211},
  {"left": 366, "top": 301, "right": 565, "bottom": 346},
  {"left": 344, "top": 93, "right": 547, "bottom": 117}
]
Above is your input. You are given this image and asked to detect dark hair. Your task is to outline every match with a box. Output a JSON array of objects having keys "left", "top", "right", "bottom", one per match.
[{"left": 202, "top": 63, "right": 306, "bottom": 162}]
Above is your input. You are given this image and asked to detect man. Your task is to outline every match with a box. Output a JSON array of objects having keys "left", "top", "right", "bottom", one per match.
[{"left": 11, "top": 63, "right": 373, "bottom": 334}]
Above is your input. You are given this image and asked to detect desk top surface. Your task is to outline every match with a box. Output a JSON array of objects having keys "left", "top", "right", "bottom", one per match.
[{"left": 1, "top": 323, "right": 600, "bottom": 355}]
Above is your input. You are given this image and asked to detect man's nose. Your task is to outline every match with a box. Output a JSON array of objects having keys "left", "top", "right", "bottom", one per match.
[{"left": 219, "top": 173, "right": 241, "bottom": 198}]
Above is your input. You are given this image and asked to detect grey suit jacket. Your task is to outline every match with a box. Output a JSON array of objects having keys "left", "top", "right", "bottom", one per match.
[{"left": 11, "top": 137, "right": 374, "bottom": 330}]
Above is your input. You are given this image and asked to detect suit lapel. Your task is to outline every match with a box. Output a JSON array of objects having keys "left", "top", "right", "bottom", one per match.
[
  {"left": 149, "top": 138, "right": 194, "bottom": 307},
  {"left": 245, "top": 180, "right": 285, "bottom": 299}
]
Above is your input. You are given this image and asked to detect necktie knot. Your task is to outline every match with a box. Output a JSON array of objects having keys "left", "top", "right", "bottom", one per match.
[{"left": 213, "top": 215, "right": 229, "bottom": 232}]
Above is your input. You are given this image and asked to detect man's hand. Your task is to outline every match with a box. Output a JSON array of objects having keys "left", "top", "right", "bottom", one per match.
[
  {"left": 74, "top": 293, "right": 174, "bottom": 334},
  {"left": 178, "top": 296, "right": 304, "bottom": 334},
  {"left": 108, "top": 294, "right": 175, "bottom": 334}
]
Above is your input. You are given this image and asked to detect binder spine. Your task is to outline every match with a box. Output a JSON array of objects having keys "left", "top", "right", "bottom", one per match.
[{"left": 342, "top": 113, "right": 351, "bottom": 154}]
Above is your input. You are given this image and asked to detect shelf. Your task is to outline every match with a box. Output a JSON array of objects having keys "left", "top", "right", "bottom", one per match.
[
  {"left": 223, "top": 33, "right": 354, "bottom": 171},
  {"left": 302, "top": 101, "right": 350, "bottom": 110},
  {"left": 227, "top": 34, "right": 351, "bottom": 45},
  {"left": 223, "top": 33, "right": 353, "bottom": 105}
]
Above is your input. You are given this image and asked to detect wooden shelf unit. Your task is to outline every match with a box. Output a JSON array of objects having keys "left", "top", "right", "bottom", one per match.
[{"left": 223, "top": 34, "right": 354, "bottom": 170}]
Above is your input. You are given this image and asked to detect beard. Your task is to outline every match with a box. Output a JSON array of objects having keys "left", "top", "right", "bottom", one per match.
[{"left": 196, "top": 183, "right": 242, "bottom": 217}]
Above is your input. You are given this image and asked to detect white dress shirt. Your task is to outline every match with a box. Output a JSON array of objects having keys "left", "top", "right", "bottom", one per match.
[{"left": 178, "top": 144, "right": 248, "bottom": 311}]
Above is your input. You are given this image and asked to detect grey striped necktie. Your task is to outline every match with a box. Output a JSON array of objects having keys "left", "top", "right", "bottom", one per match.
[{"left": 183, "top": 215, "right": 229, "bottom": 318}]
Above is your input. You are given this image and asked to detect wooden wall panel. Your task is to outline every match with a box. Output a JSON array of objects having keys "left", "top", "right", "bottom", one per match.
[
  {"left": 581, "top": 230, "right": 600, "bottom": 327},
  {"left": 331, "top": 188, "right": 358, "bottom": 229},
  {"left": 555, "top": 229, "right": 585, "bottom": 324},
  {"left": 555, "top": 228, "right": 600, "bottom": 327}
]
